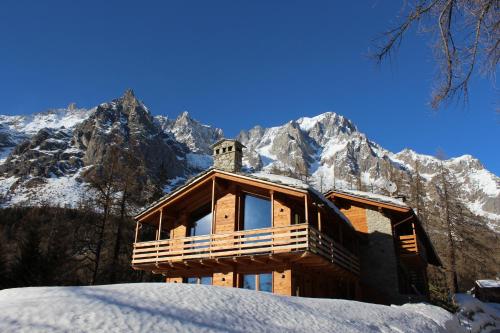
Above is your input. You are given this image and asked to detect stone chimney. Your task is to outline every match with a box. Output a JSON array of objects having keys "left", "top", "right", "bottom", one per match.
[{"left": 212, "top": 139, "right": 245, "bottom": 173}]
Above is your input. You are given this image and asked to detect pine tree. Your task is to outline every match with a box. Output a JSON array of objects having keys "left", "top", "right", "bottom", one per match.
[{"left": 10, "top": 227, "right": 45, "bottom": 286}]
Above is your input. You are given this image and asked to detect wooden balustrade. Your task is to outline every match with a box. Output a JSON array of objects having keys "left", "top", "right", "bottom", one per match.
[
  {"left": 132, "top": 223, "right": 360, "bottom": 275},
  {"left": 308, "top": 226, "right": 360, "bottom": 275},
  {"left": 398, "top": 234, "right": 418, "bottom": 254}
]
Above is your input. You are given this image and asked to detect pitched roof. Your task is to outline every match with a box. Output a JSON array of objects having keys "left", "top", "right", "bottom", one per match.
[
  {"left": 325, "top": 188, "right": 409, "bottom": 212},
  {"left": 135, "top": 169, "right": 352, "bottom": 228},
  {"left": 325, "top": 188, "right": 442, "bottom": 266},
  {"left": 210, "top": 138, "right": 246, "bottom": 148}
]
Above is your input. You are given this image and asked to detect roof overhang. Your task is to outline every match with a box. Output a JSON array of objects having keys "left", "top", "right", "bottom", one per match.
[
  {"left": 325, "top": 189, "right": 442, "bottom": 267},
  {"left": 325, "top": 190, "right": 410, "bottom": 213},
  {"left": 134, "top": 169, "right": 309, "bottom": 222}
]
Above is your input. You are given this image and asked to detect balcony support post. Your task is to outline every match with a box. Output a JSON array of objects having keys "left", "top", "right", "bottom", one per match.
[
  {"left": 135, "top": 221, "right": 140, "bottom": 243},
  {"left": 211, "top": 176, "right": 216, "bottom": 234},
  {"left": 411, "top": 222, "right": 418, "bottom": 252},
  {"left": 270, "top": 190, "right": 274, "bottom": 227},
  {"left": 157, "top": 208, "right": 163, "bottom": 241},
  {"left": 317, "top": 209, "right": 322, "bottom": 232},
  {"left": 304, "top": 195, "right": 309, "bottom": 224}
]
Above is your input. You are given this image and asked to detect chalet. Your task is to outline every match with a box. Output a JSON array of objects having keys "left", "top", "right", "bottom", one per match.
[
  {"left": 325, "top": 189, "right": 442, "bottom": 304},
  {"left": 132, "top": 139, "right": 441, "bottom": 304}
]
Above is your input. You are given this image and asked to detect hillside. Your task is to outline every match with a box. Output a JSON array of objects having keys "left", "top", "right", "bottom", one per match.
[{"left": 0, "top": 283, "right": 463, "bottom": 333}]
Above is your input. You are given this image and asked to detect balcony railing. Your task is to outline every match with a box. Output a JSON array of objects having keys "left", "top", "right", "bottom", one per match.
[
  {"left": 398, "top": 234, "right": 418, "bottom": 254},
  {"left": 132, "top": 223, "right": 360, "bottom": 275}
]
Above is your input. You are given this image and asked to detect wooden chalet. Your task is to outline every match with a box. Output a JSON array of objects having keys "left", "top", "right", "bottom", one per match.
[
  {"left": 132, "top": 139, "right": 360, "bottom": 298},
  {"left": 325, "top": 189, "right": 442, "bottom": 304},
  {"left": 132, "top": 139, "right": 441, "bottom": 304}
]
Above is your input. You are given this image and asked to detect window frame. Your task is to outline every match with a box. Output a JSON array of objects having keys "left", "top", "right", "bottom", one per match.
[
  {"left": 239, "top": 191, "right": 272, "bottom": 231},
  {"left": 239, "top": 272, "right": 273, "bottom": 292}
]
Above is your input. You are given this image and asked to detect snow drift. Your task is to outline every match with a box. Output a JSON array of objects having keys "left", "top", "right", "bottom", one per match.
[{"left": 0, "top": 283, "right": 463, "bottom": 333}]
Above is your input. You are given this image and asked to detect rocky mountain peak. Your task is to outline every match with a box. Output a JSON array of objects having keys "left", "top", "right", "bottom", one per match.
[{"left": 160, "top": 111, "right": 223, "bottom": 154}]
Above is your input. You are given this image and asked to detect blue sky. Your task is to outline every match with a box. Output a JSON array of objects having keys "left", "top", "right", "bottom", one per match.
[{"left": 0, "top": 1, "right": 498, "bottom": 174}]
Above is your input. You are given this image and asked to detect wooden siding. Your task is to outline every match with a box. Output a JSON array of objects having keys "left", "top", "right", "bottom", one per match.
[
  {"left": 273, "top": 195, "right": 291, "bottom": 227},
  {"left": 213, "top": 272, "right": 235, "bottom": 287},
  {"left": 166, "top": 277, "right": 183, "bottom": 283},
  {"left": 214, "top": 190, "right": 237, "bottom": 234},
  {"left": 273, "top": 268, "right": 292, "bottom": 295},
  {"left": 340, "top": 206, "right": 368, "bottom": 234}
]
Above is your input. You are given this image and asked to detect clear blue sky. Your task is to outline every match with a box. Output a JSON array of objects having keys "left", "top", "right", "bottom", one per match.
[{"left": 0, "top": 1, "right": 498, "bottom": 174}]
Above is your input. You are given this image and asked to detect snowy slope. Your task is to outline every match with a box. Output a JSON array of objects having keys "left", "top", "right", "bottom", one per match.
[
  {"left": 454, "top": 293, "right": 500, "bottom": 333},
  {"left": 0, "top": 105, "right": 91, "bottom": 135},
  {"left": 0, "top": 283, "right": 463, "bottom": 333}
]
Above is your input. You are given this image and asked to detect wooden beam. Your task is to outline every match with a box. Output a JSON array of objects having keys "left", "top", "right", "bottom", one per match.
[
  {"left": 327, "top": 192, "right": 409, "bottom": 213},
  {"left": 270, "top": 190, "right": 275, "bottom": 227},
  {"left": 317, "top": 209, "right": 322, "bottom": 232},
  {"left": 211, "top": 176, "right": 216, "bottom": 234},
  {"left": 136, "top": 172, "right": 215, "bottom": 221},
  {"left": 215, "top": 172, "right": 307, "bottom": 198},
  {"left": 250, "top": 255, "right": 268, "bottom": 265},
  {"left": 134, "top": 222, "right": 140, "bottom": 243},
  {"left": 157, "top": 208, "right": 163, "bottom": 241},
  {"left": 304, "top": 195, "right": 309, "bottom": 224},
  {"left": 215, "top": 258, "right": 233, "bottom": 268}
]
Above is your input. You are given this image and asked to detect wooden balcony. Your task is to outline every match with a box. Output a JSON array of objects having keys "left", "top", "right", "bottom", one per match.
[
  {"left": 132, "top": 224, "right": 359, "bottom": 275},
  {"left": 398, "top": 234, "right": 418, "bottom": 254},
  {"left": 398, "top": 234, "right": 426, "bottom": 266}
]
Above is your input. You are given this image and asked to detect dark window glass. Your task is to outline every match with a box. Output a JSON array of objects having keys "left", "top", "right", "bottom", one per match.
[
  {"left": 258, "top": 273, "right": 272, "bottom": 292},
  {"left": 241, "top": 273, "right": 272, "bottom": 292},
  {"left": 242, "top": 274, "right": 256, "bottom": 290},
  {"left": 186, "top": 277, "right": 198, "bottom": 284},
  {"left": 243, "top": 194, "right": 271, "bottom": 230},
  {"left": 200, "top": 276, "right": 212, "bottom": 285},
  {"left": 189, "top": 210, "right": 212, "bottom": 236}
]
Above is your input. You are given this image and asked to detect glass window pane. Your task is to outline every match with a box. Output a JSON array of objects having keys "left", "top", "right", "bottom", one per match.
[
  {"left": 186, "top": 277, "right": 198, "bottom": 284},
  {"left": 190, "top": 212, "right": 212, "bottom": 236},
  {"left": 242, "top": 274, "right": 256, "bottom": 290},
  {"left": 200, "top": 276, "right": 212, "bottom": 285},
  {"left": 259, "top": 273, "right": 272, "bottom": 292},
  {"left": 243, "top": 194, "right": 271, "bottom": 230}
]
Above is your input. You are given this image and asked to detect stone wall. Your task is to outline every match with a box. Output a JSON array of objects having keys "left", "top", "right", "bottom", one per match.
[
  {"left": 361, "top": 209, "right": 405, "bottom": 304},
  {"left": 212, "top": 140, "right": 243, "bottom": 172}
]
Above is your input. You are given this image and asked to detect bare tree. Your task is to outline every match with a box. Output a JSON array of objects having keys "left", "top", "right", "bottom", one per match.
[
  {"left": 410, "top": 160, "right": 428, "bottom": 228},
  {"left": 85, "top": 146, "right": 121, "bottom": 285},
  {"left": 436, "top": 158, "right": 460, "bottom": 294},
  {"left": 374, "top": 0, "right": 499, "bottom": 108},
  {"left": 108, "top": 149, "right": 144, "bottom": 283}
]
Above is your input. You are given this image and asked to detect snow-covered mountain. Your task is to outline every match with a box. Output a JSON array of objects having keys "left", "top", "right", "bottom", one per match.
[
  {"left": 237, "top": 112, "right": 500, "bottom": 229},
  {"left": 0, "top": 91, "right": 498, "bottom": 231}
]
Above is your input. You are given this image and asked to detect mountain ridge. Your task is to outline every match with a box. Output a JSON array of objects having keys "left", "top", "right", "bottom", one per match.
[{"left": 0, "top": 91, "right": 498, "bottom": 229}]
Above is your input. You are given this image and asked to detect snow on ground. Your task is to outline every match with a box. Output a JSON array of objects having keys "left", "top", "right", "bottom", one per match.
[
  {"left": 476, "top": 280, "right": 500, "bottom": 288},
  {"left": 0, "top": 283, "right": 463, "bottom": 333},
  {"left": 454, "top": 293, "right": 500, "bottom": 333},
  {"left": 0, "top": 170, "right": 91, "bottom": 208}
]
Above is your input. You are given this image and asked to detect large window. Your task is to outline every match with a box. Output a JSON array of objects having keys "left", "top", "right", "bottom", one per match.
[
  {"left": 184, "top": 276, "right": 213, "bottom": 285},
  {"left": 242, "top": 194, "right": 272, "bottom": 230},
  {"left": 241, "top": 273, "right": 272, "bottom": 292},
  {"left": 189, "top": 205, "right": 212, "bottom": 236}
]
